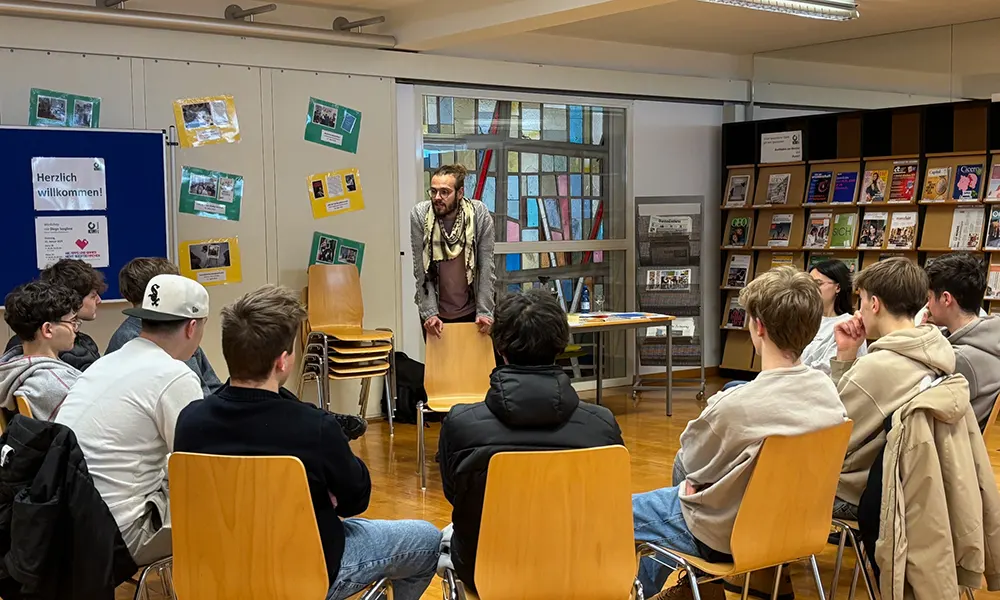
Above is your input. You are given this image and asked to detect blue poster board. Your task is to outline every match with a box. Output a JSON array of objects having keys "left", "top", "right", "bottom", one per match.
[{"left": 0, "top": 126, "right": 170, "bottom": 303}]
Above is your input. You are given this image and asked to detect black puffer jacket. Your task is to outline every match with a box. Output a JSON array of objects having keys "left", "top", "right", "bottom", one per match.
[
  {"left": 0, "top": 416, "right": 135, "bottom": 600},
  {"left": 437, "top": 365, "right": 625, "bottom": 591},
  {"left": 5, "top": 332, "right": 101, "bottom": 372}
]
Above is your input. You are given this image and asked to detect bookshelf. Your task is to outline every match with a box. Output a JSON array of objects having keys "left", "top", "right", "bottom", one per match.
[{"left": 720, "top": 100, "right": 998, "bottom": 375}]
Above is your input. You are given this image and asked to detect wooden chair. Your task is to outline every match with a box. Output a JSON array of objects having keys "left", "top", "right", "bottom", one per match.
[
  {"left": 981, "top": 391, "right": 1000, "bottom": 440},
  {"left": 639, "top": 420, "right": 854, "bottom": 599},
  {"left": 14, "top": 395, "right": 33, "bottom": 419},
  {"left": 441, "top": 446, "right": 640, "bottom": 600},
  {"left": 418, "top": 322, "right": 495, "bottom": 489},
  {"left": 169, "top": 452, "right": 391, "bottom": 600},
  {"left": 299, "top": 265, "right": 395, "bottom": 435}
]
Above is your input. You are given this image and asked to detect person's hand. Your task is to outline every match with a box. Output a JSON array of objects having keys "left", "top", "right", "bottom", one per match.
[
  {"left": 423, "top": 316, "right": 444, "bottom": 338},
  {"left": 475, "top": 315, "right": 493, "bottom": 335},
  {"left": 834, "top": 312, "right": 866, "bottom": 361}
]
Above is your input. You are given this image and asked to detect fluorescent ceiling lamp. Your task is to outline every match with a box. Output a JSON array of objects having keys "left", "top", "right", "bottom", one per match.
[{"left": 698, "top": 0, "right": 859, "bottom": 21}]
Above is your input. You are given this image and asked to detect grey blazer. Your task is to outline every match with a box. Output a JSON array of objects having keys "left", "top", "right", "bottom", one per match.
[{"left": 410, "top": 199, "right": 496, "bottom": 323}]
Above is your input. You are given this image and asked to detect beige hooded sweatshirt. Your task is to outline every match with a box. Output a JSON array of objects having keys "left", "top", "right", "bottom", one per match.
[{"left": 830, "top": 325, "right": 955, "bottom": 505}]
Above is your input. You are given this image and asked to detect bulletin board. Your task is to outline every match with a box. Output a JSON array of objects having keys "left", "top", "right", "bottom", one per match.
[{"left": 0, "top": 126, "right": 170, "bottom": 303}]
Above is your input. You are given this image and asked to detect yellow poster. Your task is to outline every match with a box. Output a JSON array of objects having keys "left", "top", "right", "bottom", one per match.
[
  {"left": 173, "top": 95, "right": 241, "bottom": 148},
  {"left": 179, "top": 237, "right": 242, "bottom": 286},
  {"left": 308, "top": 168, "right": 364, "bottom": 220}
]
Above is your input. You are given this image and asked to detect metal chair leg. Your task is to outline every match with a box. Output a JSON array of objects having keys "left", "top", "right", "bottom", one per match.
[
  {"left": 360, "top": 578, "right": 393, "bottom": 600},
  {"left": 358, "top": 377, "right": 372, "bottom": 418},
  {"left": 848, "top": 561, "right": 861, "bottom": 600},
  {"left": 831, "top": 525, "right": 848, "bottom": 599},
  {"left": 839, "top": 522, "right": 877, "bottom": 600},
  {"left": 770, "top": 564, "right": 784, "bottom": 600},
  {"left": 417, "top": 401, "right": 426, "bottom": 490},
  {"left": 741, "top": 572, "right": 752, "bottom": 600},
  {"left": 376, "top": 328, "right": 396, "bottom": 437},
  {"left": 632, "top": 577, "right": 645, "bottom": 600},
  {"left": 684, "top": 567, "right": 702, "bottom": 600},
  {"left": 810, "top": 555, "right": 827, "bottom": 600}
]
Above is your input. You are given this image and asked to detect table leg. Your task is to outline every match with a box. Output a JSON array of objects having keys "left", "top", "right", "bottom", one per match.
[
  {"left": 595, "top": 330, "right": 604, "bottom": 406},
  {"left": 666, "top": 320, "right": 673, "bottom": 417}
]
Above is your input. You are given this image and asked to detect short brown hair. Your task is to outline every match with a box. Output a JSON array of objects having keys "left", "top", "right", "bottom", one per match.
[
  {"left": 853, "top": 257, "right": 928, "bottom": 318},
  {"left": 221, "top": 285, "right": 307, "bottom": 382},
  {"left": 119, "top": 258, "right": 179, "bottom": 304},
  {"left": 739, "top": 266, "right": 823, "bottom": 356},
  {"left": 41, "top": 259, "right": 107, "bottom": 300},
  {"left": 431, "top": 164, "right": 468, "bottom": 191}
]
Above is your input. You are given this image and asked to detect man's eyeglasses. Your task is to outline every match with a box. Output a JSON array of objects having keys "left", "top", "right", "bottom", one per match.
[
  {"left": 56, "top": 318, "right": 80, "bottom": 331},
  {"left": 428, "top": 188, "right": 455, "bottom": 199}
]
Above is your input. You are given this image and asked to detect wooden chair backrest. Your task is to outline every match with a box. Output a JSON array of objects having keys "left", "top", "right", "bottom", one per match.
[
  {"left": 424, "top": 322, "right": 494, "bottom": 402},
  {"left": 983, "top": 392, "right": 1000, "bottom": 439},
  {"left": 728, "top": 420, "right": 853, "bottom": 573},
  {"left": 169, "top": 453, "right": 329, "bottom": 600},
  {"left": 476, "top": 446, "right": 635, "bottom": 600},
  {"left": 307, "top": 264, "right": 363, "bottom": 329},
  {"left": 14, "top": 395, "right": 33, "bottom": 419}
]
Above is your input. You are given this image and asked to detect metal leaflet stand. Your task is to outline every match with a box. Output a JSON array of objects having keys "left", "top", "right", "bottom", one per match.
[{"left": 631, "top": 196, "right": 707, "bottom": 413}]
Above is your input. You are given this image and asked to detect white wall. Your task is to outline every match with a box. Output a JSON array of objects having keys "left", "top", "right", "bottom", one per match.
[{"left": 632, "top": 100, "right": 724, "bottom": 367}]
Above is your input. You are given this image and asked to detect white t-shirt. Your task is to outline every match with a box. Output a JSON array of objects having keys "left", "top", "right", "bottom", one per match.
[
  {"left": 800, "top": 313, "right": 868, "bottom": 376},
  {"left": 54, "top": 337, "right": 203, "bottom": 529}
]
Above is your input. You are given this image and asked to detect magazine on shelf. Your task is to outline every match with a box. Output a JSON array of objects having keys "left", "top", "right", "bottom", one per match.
[
  {"left": 857, "top": 211, "right": 888, "bottom": 249},
  {"left": 725, "top": 215, "right": 750, "bottom": 247},
  {"left": 860, "top": 169, "right": 888, "bottom": 204},
  {"left": 829, "top": 213, "right": 857, "bottom": 249},
  {"left": 807, "top": 171, "right": 833, "bottom": 204},
  {"left": 767, "top": 213, "right": 794, "bottom": 247},
  {"left": 724, "top": 174, "right": 751, "bottom": 208},
  {"left": 886, "top": 211, "right": 918, "bottom": 250},
  {"left": 771, "top": 253, "right": 794, "bottom": 268},
  {"left": 888, "top": 163, "right": 918, "bottom": 203},
  {"left": 766, "top": 173, "right": 791, "bottom": 205},
  {"left": 985, "top": 208, "right": 1000, "bottom": 249},
  {"left": 949, "top": 207, "right": 986, "bottom": 251},
  {"left": 726, "top": 254, "right": 751, "bottom": 288},
  {"left": 724, "top": 297, "right": 747, "bottom": 329},
  {"left": 986, "top": 165, "right": 1000, "bottom": 201},
  {"left": 804, "top": 212, "right": 832, "bottom": 249},
  {"left": 832, "top": 171, "right": 859, "bottom": 203},
  {"left": 953, "top": 163, "right": 984, "bottom": 201},
  {"left": 987, "top": 265, "right": 1000, "bottom": 301},
  {"left": 922, "top": 167, "right": 951, "bottom": 202}
]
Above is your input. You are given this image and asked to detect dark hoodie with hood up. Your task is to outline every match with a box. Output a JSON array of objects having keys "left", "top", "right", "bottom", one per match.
[{"left": 437, "top": 365, "right": 624, "bottom": 591}]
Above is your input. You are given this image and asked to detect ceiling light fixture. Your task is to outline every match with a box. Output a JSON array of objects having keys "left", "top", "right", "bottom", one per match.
[{"left": 698, "top": 0, "right": 859, "bottom": 21}]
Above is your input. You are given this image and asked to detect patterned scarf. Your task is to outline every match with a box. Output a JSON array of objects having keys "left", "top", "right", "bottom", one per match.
[{"left": 423, "top": 198, "right": 476, "bottom": 285}]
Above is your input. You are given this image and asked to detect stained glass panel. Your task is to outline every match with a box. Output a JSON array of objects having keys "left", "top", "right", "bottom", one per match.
[
  {"left": 440, "top": 97, "right": 454, "bottom": 124},
  {"left": 507, "top": 176, "right": 519, "bottom": 201},
  {"left": 543, "top": 104, "right": 568, "bottom": 142},
  {"left": 507, "top": 151, "right": 518, "bottom": 172},
  {"left": 527, "top": 198, "right": 539, "bottom": 227},
  {"left": 592, "top": 107, "right": 604, "bottom": 145},
  {"left": 455, "top": 98, "right": 475, "bottom": 136},
  {"left": 541, "top": 154, "right": 554, "bottom": 172},
  {"left": 478, "top": 99, "right": 497, "bottom": 134},
  {"left": 555, "top": 155, "right": 568, "bottom": 172},
  {"left": 482, "top": 176, "right": 496, "bottom": 209},
  {"left": 527, "top": 175, "right": 539, "bottom": 196},
  {"left": 557, "top": 175, "right": 568, "bottom": 197},
  {"left": 569, "top": 105, "right": 584, "bottom": 144},
  {"left": 541, "top": 175, "right": 556, "bottom": 197},
  {"left": 522, "top": 103, "right": 541, "bottom": 140},
  {"left": 522, "top": 153, "right": 539, "bottom": 173}
]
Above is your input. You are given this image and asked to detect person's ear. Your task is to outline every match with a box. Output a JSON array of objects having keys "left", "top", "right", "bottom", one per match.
[
  {"left": 277, "top": 350, "right": 292, "bottom": 373},
  {"left": 40, "top": 322, "right": 55, "bottom": 340},
  {"left": 870, "top": 295, "right": 882, "bottom": 316},
  {"left": 185, "top": 319, "right": 198, "bottom": 339}
]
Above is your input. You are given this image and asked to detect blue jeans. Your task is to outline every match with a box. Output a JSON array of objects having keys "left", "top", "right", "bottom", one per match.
[
  {"left": 722, "top": 380, "right": 747, "bottom": 391},
  {"left": 633, "top": 486, "right": 704, "bottom": 597},
  {"left": 326, "top": 518, "right": 442, "bottom": 600}
]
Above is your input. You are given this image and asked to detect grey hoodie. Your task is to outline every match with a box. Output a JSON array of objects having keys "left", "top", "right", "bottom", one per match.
[
  {"left": 0, "top": 346, "right": 80, "bottom": 421},
  {"left": 948, "top": 315, "right": 1000, "bottom": 431}
]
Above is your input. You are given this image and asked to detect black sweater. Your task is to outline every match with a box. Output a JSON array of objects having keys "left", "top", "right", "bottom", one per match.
[
  {"left": 437, "top": 365, "right": 625, "bottom": 591},
  {"left": 174, "top": 383, "right": 371, "bottom": 584}
]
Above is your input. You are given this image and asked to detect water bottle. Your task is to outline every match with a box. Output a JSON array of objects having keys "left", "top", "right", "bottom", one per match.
[{"left": 581, "top": 285, "right": 591, "bottom": 313}]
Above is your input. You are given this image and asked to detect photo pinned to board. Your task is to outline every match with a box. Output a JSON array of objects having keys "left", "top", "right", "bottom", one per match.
[
  {"left": 307, "top": 168, "right": 365, "bottom": 219},
  {"left": 29, "top": 88, "right": 102, "bottom": 128},
  {"left": 179, "top": 237, "right": 243, "bottom": 286},
  {"left": 304, "top": 97, "right": 362, "bottom": 154},
  {"left": 173, "top": 95, "right": 241, "bottom": 148},
  {"left": 179, "top": 166, "right": 244, "bottom": 221},
  {"left": 309, "top": 231, "right": 365, "bottom": 274}
]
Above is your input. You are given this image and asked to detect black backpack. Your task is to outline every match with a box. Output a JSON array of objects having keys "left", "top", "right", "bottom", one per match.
[{"left": 382, "top": 352, "right": 430, "bottom": 425}]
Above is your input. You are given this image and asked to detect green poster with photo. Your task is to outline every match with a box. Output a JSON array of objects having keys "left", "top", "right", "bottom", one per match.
[
  {"left": 29, "top": 88, "right": 102, "bottom": 128},
  {"left": 309, "top": 231, "right": 365, "bottom": 273},
  {"left": 179, "top": 166, "right": 244, "bottom": 222},
  {"left": 304, "top": 97, "right": 361, "bottom": 154}
]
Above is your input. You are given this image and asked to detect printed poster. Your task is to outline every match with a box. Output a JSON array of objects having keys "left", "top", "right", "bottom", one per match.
[
  {"left": 173, "top": 95, "right": 241, "bottom": 148},
  {"left": 29, "top": 88, "right": 101, "bottom": 128},
  {"left": 309, "top": 232, "right": 365, "bottom": 273},
  {"left": 648, "top": 215, "right": 692, "bottom": 235},
  {"left": 179, "top": 237, "right": 242, "bottom": 286},
  {"left": 179, "top": 166, "right": 244, "bottom": 221},
  {"left": 308, "top": 168, "right": 364, "bottom": 219},
  {"left": 305, "top": 97, "right": 362, "bottom": 154},
  {"left": 31, "top": 157, "right": 107, "bottom": 211},
  {"left": 34, "top": 216, "right": 109, "bottom": 269}
]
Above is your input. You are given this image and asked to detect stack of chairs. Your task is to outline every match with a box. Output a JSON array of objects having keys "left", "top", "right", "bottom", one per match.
[{"left": 299, "top": 265, "right": 396, "bottom": 435}]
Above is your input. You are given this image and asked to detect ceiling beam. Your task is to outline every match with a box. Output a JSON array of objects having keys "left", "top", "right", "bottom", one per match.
[{"left": 388, "top": 0, "right": 680, "bottom": 51}]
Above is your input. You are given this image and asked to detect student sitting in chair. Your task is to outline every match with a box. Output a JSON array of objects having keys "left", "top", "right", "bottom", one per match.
[
  {"left": 107, "top": 257, "right": 222, "bottom": 396},
  {"left": 437, "top": 289, "right": 625, "bottom": 594},
  {"left": 634, "top": 267, "right": 847, "bottom": 600},
  {"left": 5, "top": 259, "right": 105, "bottom": 371},
  {"left": 0, "top": 281, "right": 82, "bottom": 420},
  {"left": 174, "top": 285, "right": 441, "bottom": 600}
]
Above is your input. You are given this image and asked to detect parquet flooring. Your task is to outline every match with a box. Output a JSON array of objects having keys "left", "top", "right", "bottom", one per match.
[{"left": 122, "top": 378, "right": 1000, "bottom": 599}]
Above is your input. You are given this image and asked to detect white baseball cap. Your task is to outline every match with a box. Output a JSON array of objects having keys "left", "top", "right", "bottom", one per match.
[{"left": 123, "top": 274, "right": 210, "bottom": 322}]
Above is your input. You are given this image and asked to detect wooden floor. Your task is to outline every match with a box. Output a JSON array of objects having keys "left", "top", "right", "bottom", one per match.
[{"left": 125, "top": 378, "right": 1000, "bottom": 599}]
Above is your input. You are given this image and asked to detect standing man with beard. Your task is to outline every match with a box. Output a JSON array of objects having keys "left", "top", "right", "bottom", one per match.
[{"left": 410, "top": 164, "right": 496, "bottom": 339}]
